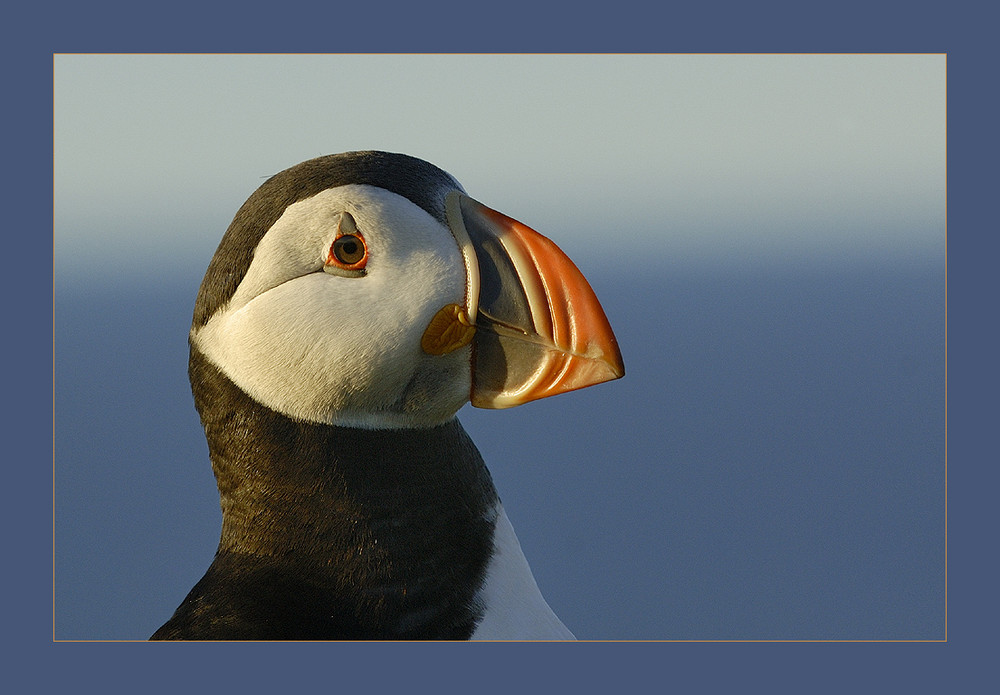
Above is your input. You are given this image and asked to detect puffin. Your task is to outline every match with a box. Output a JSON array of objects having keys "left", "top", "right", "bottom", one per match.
[{"left": 150, "top": 151, "right": 624, "bottom": 641}]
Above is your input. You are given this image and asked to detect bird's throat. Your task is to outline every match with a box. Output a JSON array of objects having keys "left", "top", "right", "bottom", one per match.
[{"left": 162, "top": 351, "right": 501, "bottom": 639}]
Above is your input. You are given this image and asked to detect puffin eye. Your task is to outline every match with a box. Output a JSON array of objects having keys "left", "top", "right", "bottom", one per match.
[
  {"left": 325, "top": 232, "right": 368, "bottom": 276},
  {"left": 324, "top": 211, "right": 368, "bottom": 277},
  {"left": 332, "top": 234, "right": 366, "bottom": 266}
]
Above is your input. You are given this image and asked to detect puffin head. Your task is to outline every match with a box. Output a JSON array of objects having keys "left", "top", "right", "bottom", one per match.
[{"left": 190, "top": 151, "right": 624, "bottom": 429}]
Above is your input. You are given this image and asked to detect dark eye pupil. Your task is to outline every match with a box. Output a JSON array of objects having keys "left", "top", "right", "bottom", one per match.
[{"left": 334, "top": 235, "right": 364, "bottom": 264}]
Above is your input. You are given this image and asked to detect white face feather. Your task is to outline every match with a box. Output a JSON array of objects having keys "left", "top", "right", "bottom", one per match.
[{"left": 191, "top": 184, "right": 472, "bottom": 428}]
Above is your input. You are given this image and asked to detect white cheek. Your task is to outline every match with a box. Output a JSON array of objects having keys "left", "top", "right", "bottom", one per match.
[{"left": 192, "top": 186, "right": 474, "bottom": 428}]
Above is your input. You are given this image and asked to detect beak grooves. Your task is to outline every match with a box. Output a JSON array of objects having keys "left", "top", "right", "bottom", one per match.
[{"left": 450, "top": 193, "right": 624, "bottom": 409}]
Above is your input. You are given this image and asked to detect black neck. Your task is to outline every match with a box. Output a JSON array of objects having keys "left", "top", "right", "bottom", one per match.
[{"left": 151, "top": 351, "right": 498, "bottom": 640}]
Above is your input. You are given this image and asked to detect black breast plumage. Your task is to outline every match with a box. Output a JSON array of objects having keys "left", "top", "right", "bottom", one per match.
[{"left": 151, "top": 352, "right": 498, "bottom": 640}]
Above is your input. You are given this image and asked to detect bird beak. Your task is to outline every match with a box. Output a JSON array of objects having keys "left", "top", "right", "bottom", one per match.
[{"left": 434, "top": 191, "right": 624, "bottom": 409}]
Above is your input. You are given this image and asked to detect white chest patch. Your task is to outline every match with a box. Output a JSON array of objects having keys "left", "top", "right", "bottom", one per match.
[
  {"left": 472, "top": 505, "right": 576, "bottom": 640},
  {"left": 192, "top": 185, "right": 473, "bottom": 428}
]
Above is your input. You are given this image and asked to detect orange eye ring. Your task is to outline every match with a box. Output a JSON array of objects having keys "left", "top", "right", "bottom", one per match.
[{"left": 326, "top": 233, "right": 368, "bottom": 271}]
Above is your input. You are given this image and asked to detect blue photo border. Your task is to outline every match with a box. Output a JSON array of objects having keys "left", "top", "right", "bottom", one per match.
[{"left": 20, "top": 1, "right": 995, "bottom": 691}]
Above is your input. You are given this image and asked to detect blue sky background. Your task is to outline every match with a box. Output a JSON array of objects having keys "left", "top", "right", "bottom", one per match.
[
  {"left": 54, "top": 54, "right": 944, "bottom": 275},
  {"left": 53, "top": 54, "right": 946, "bottom": 642}
]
